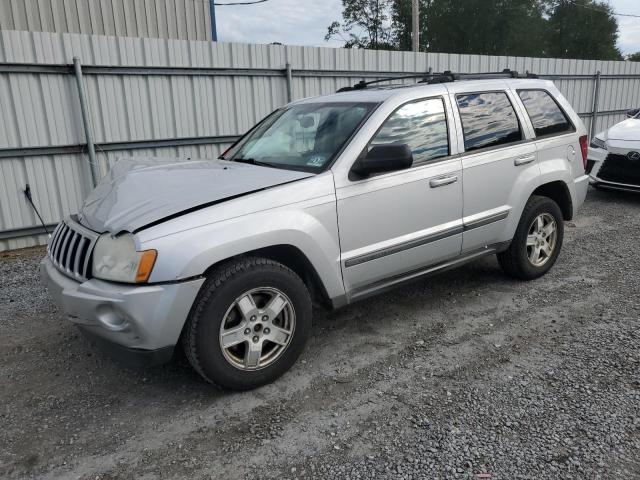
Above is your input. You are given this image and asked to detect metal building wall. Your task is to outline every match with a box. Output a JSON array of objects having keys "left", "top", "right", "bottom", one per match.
[
  {"left": 1, "top": 30, "right": 639, "bottom": 251},
  {"left": 0, "top": 0, "right": 212, "bottom": 41}
]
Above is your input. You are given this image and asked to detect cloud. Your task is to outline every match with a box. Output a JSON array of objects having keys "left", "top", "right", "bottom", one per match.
[
  {"left": 215, "top": 0, "right": 343, "bottom": 47},
  {"left": 611, "top": 0, "right": 640, "bottom": 54},
  {"left": 618, "top": 19, "right": 640, "bottom": 54}
]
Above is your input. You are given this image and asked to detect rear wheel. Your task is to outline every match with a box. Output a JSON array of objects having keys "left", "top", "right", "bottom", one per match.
[
  {"left": 497, "top": 195, "right": 564, "bottom": 280},
  {"left": 182, "top": 257, "right": 312, "bottom": 390}
]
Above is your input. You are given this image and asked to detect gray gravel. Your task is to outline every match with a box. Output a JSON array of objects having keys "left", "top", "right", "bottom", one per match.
[{"left": 1, "top": 187, "right": 639, "bottom": 480}]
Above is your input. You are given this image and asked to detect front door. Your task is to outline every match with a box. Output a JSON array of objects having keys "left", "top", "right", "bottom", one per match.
[{"left": 335, "top": 95, "right": 463, "bottom": 295}]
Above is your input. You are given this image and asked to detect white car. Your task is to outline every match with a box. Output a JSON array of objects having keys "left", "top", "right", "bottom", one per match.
[{"left": 587, "top": 109, "right": 640, "bottom": 192}]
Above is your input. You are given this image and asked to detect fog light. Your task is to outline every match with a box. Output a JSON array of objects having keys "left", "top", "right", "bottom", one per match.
[{"left": 95, "top": 304, "right": 129, "bottom": 331}]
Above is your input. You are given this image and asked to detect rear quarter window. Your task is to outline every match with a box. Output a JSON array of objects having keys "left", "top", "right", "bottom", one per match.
[
  {"left": 518, "top": 89, "right": 574, "bottom": 137},
  {"left": 456, "top": 92, "right": 522, "bottom": 152}
]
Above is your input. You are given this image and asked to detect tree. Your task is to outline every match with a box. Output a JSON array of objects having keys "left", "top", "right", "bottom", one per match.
[
  {"left": 414, "top": 0, "right": 548, "bottom": 56},
  {"left": 545, "top": 0, "right": 622, "bottom": 60},
  {"left": 626, "top": 52, "right": 640, "bottom": 62},
  {"left": 388, "top": 0, "right": 549, "bottom": 56},
  {"left": 390, "top": 0, "right": 411, "bottom": 51},
  {"left": 390, "top": 0, "right": 430, "bottom": 51},
  {"left": 325, "top": 0, "right": 396, "bottom": 49},
  {"left": 326, "top": 0, "right": 624, "bottom": 62}
]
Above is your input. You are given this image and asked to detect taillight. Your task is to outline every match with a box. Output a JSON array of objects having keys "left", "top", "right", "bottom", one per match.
[{"left": 579, "top": 135, "right": 588, "bottom": 170}]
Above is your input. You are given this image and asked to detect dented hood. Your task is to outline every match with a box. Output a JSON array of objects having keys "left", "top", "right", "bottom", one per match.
[{"left": 78, "top": 157, "right": 312, "bottom": 234}]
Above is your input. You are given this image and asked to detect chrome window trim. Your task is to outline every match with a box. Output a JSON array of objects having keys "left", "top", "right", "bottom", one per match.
[
  {"left": 456, "top": 138, "right": 535, "bottom": 159},
  {"left": 515, "top": 88, "right": 576, "bottom": 140},
  {"left": 455, "top": 90, "right": 525, "bottom": 154},
  {"left": 348, "top": 95, "right": 454, "bottom": 181}
]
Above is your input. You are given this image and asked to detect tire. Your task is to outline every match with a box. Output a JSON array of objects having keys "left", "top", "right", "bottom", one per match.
[
  {"left": 497, "top": 195, "right": 564, "bottom": 280},
  {"left": 182, "top": 257, "right": 312, "bottom": 390}
]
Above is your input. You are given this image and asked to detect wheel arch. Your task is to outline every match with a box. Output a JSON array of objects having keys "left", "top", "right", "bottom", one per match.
[
  {"left": 202, "top": 244, "right": 332, "bottom": 309},
  {"left": 531, "top": 180, "right": 573, "bottom": 220}
]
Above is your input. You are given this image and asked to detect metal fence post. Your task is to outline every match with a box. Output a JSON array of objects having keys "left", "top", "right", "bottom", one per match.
[
  {"left": 590, "top": 70, "right": 601, "bottom": 139},
  {"left": 73, "top": 57, "right": 98, "bottom": 187},
  {"left": 285, "top": 62, "right": 293, "bottom": 103}
]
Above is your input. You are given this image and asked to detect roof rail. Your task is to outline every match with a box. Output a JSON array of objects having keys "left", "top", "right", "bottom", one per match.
[
  {"left": 438, "top": 69, "right": 538, "bottom": 80},
  {"left": 336, "top": 69, "right": 538, "bottom": 92},
  {"left": 336, "top": 74, "right": 436, "bottom": 93}
]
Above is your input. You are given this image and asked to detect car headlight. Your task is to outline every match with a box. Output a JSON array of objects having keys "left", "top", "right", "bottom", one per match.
[
  {"left": 92, "top": 233, "right": 157, "bottom": 283},
  {"left": 589, "top": 137, "right": 607, "bottom": 150}
]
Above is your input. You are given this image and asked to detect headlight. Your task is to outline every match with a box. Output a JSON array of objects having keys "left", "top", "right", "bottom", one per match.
[
  {"left": 589, "top": 137, "right": 607, "bottom": 150},
  {"left": 92, "top": 233, "right": 157, "bottom": 283}
]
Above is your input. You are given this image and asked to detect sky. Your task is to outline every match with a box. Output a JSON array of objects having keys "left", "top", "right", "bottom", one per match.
[{"left": 214, "top": 0, "right": 640, "bottom": 56}]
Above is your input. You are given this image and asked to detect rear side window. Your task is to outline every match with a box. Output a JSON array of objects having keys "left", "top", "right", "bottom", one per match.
[
  {"left": 518, "top": 90, "right": 574, "bottom": 137},
  {"left": 371, "top": 97, "right": 449, "bottom": 165},
  {"left": 456, "top": 92, "right": 522, "bottom": 152}
]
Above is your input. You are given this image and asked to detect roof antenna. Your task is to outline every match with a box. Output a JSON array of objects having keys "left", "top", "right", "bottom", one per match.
[{"left": 23, "top": 184, "right": 50, "bottom": 236}]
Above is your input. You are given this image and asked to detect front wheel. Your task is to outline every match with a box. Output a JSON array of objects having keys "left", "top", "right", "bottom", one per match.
[
  {"left": 182, "top": 257, "right": 312, "bottom": 390},
  {"left": 497, "top": 195, "right": 564, "bottom": 280}
]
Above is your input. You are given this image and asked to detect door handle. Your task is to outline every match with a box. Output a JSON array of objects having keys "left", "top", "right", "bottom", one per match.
[
  {"left": 429, "top": 175, "right": 458, "bottom": 188},
  {"left": 514, "top": 154, "right": 536, "bottom": 166}
]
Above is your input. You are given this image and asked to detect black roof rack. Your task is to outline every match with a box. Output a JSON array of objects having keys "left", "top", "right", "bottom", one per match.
[{"left": 336, "top": 69, "right": 538, "bottom": 92}]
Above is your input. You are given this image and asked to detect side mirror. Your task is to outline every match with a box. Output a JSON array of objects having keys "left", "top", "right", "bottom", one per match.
[
  {"left": 352, "top": 144, "right": 413, "bottom": 178},
  {"left": 626, "top": 108, "right": 639, "bottom": 118}
]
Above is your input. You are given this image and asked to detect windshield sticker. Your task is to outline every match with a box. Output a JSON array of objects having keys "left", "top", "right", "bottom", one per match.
[{"left": 307, "top": 155, "right": 326, "bottom": 167}]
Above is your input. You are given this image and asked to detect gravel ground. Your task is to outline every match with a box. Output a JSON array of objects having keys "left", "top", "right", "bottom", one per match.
[{"left": 1, "top": 187, "right": 639, "bottom": 480}]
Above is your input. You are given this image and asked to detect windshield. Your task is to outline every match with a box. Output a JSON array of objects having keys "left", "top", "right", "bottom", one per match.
[{"left": 223, "top": 102, "right": 377, "bottom": 172}]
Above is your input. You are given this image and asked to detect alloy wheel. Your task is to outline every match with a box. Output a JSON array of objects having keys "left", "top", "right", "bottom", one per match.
[
  {"left": 219, "top": 287, "right": 296, "bottom": 371},
  {"left": 526, "top": 213, "right": 557, "bottom": 267}
]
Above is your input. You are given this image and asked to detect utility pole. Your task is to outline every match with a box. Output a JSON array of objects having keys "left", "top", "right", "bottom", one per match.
[
  {"left": 210, "top": 0, "right": 218, "bottom": 41},
  {"left": 375, "top": 0, "right": 379, "bottom": 49},
  {"left": 411, "top": 0, "right": 419, "bottom": 52}
]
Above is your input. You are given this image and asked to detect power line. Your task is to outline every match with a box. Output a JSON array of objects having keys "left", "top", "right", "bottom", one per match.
[
  {"left": 566, "top": 0, "right": 640, "bottom": 18},
  {"left": 214, "top": 0, "right": 269, "bottom": 5}
]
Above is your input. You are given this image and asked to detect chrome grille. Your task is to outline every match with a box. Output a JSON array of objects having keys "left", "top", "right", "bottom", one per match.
[{"left": 47, "top": 217, "right": 99, "bottom": 282}]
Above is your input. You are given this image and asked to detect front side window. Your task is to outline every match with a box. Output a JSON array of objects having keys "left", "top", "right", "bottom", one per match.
[
  {"left": 224, "top": 102, "right": 375, "bottom": 172},
  {"left": 518, "top": 90, "right": 574, "bottom": 137},
  {"left": 370, "top": 98, "right": 449, "bottom": 165},
  {"left": 456, "top": 92, "right": 522, "bottom": 152}
]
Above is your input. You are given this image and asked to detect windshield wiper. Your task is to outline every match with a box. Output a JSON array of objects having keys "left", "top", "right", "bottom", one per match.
[
  {"left": 232, "top": 157, "right": 256, "bottom": 164},
  {"left": 232, "top": 158, "right": 282, "bottom": 169}
]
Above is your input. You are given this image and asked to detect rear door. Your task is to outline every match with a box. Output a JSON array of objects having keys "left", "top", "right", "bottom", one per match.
[{"left": 447, "top": 83, "right": 539, "bottom": 252}]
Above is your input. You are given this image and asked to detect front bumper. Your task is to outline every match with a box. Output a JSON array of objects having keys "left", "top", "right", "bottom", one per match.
[
  {"left": 40, "top": 257, "right": 205, "bottom": 367},
  {"left": 587, "top": 144, "right": 640, "bottom": 193},
  {"left": 590, "top": 179, "right": 640, "bottom": 193}
]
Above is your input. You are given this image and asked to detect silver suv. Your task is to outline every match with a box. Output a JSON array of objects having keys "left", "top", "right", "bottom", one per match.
[{"left": 42, "top": 71, "right": 590, "bottom": 390}]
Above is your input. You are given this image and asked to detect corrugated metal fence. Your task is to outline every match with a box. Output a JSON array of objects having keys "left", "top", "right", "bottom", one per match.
[
  {"left": 0, "top": 0, "right": 212, "bottom": 41},
  {"left": 1, "top": 29, "right": 640, "bottom": 251}
]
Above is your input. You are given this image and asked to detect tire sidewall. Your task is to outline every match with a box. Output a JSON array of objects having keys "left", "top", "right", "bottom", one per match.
[
  {"left": 193, "top": 264, "right": 312, "bottom": 390},
  {"left": 513, "top": 198, "right": 564, "bottom": 279}
]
